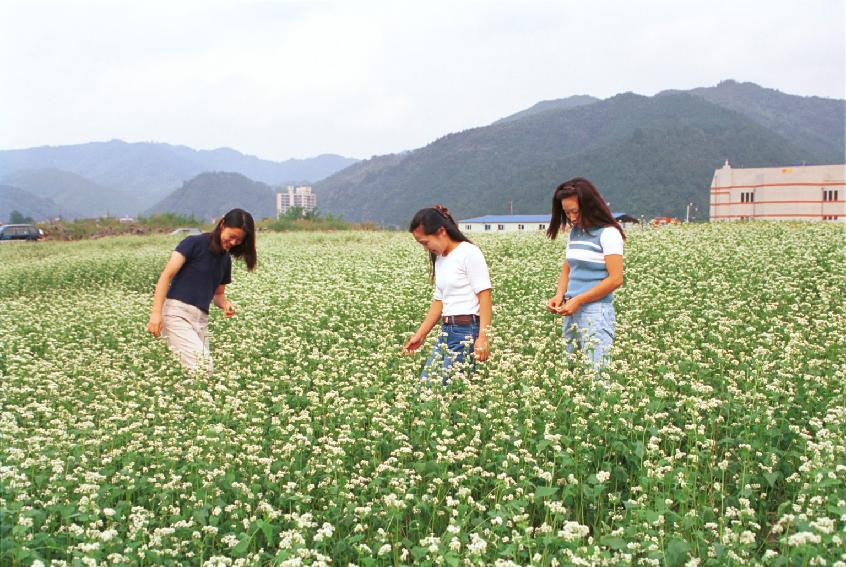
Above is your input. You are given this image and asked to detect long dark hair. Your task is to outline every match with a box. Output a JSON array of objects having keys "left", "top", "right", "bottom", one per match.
[
  {"left": 547, "top": 177, "right": 625, "bottom": 241},
  {"left": 409, "top": 205, "right": 472, "bottom": 281},
  {"left": 209, "top": 208, "right": 257, "bottom": 271}
]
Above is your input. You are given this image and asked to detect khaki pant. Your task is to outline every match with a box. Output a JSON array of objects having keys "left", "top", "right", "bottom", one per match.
[{"left": 161, "top": 299, "right": 213, "bottom": 373}]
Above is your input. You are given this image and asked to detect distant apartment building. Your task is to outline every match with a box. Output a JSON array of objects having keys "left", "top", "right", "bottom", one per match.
[
  {"left": 276, "top": 185, "right": 317, "bottom": 216},
  {"left": 710, "top": 161, "right": 845, "bottom": 222}
]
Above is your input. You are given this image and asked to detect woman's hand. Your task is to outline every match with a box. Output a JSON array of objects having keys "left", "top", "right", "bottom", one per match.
[
  {"left": 402, "top": 332, "right": 426, "bottom": 355},
  {"left": 147, "top": 313, "right": 163, "bottom": 337},
  {"left": 213, "top": 285, "right": 236, "bottom": 317},
  {"left": 546, "top": 293, "right": 565, "bottom": 314},
  {"left": 557, "top": 296, "right": 582, "bottom": 316},
  {"left": 474, "top": 333, "right": 490, "bottom": 362}
]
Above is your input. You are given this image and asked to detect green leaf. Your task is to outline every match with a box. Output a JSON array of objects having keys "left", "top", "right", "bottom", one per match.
[
  {"left": 535, "top": 486, "right": 558, "bottom": 498},
  {"left": 233, "top": 533, "right": 252, "bottom": 556},
  {"left": 666, "top": 538, "right": 691, "bottom": 567},
  {"left": 192, "top": 507, "right": 208, "bottom": 525},
  {"left": 258, "top": 520, "right": 273, "bottom": 544},
  {"left": 414, "top": 460, "right": 439, "bottom": 474},
  {"left": 600, "top": 536, "right": 628, "bottom": 551},
  {"left": 507, "top": 498, "right": 528, "bottom": 510}
]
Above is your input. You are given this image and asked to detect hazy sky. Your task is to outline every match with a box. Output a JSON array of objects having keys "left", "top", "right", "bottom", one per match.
[{"left": 2, "top": 0, "right": 844, "bottom": 161}]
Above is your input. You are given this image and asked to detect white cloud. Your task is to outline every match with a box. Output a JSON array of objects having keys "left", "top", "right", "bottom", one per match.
[{"left": 1, "top": 0, "right": 843, "bottom": 160}]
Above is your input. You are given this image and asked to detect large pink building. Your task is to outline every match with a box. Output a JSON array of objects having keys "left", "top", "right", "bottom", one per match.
[{"left": 710, "top": 162, "right": 845, "bottom": 222}]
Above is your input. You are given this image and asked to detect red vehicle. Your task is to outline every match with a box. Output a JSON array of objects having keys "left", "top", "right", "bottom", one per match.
[{"left": 649, "top": 216, "right": 680, "bottom": 226}]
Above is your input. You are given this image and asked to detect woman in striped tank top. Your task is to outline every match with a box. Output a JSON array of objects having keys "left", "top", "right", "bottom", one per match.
[{"left": 545, "top": 178, "right": 625, "bottom": 371}]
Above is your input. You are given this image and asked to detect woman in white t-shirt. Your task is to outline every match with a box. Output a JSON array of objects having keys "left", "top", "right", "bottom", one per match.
[
  {"left": 545, "top": 178, "right": 625, "bottom": 371},
  {"left": 403, "top": 205, "right": 493, "bottom": 383}
]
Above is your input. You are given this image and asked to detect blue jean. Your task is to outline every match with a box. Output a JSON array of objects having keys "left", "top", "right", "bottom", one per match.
[
  {"left": 420, "top": 322, "right": 479, "bottom": 385},
  {"left": 562, "top": 301, "right": 615, "bottom": 370}
]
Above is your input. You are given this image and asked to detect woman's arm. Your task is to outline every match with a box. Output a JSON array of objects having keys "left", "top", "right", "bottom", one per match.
[
  {"left": 559, "top": 254, "right": 623, "bottom": 315},
  {"left": 474, "top": 289, "right": 493, "bottom": 362},
  {"left": 546, "top": 260, "right": 570, "bottom": 313},
  {"left": 403, "top": 300, "right": 443, "bottom": 353},
  {"left": 147, "top": 252, "right": 186, "bottom": 336},
  {"left": 213, "top": 285, "right": 237, "bottom": 317}
]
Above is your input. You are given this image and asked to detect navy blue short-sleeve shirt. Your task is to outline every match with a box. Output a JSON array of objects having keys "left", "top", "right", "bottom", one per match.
[{"left": 167, "top": 234, "right": 232, "bottom": 312}]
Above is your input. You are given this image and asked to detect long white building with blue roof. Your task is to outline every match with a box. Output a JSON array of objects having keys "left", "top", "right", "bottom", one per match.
[
  {"left": 458, "top": 213, "right": 633, "bottom": 233},
  {"left": 457, "top": 215, "right": 550, "bottom": 233}
]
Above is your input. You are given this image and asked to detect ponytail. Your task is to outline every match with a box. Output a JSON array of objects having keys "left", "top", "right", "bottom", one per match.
[{"left": 409, "top": 205, "right": 472, "bottom": 281}]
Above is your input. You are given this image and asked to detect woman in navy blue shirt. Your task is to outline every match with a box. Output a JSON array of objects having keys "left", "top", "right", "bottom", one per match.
[{"left": 147, "top": 209, "right": 257, "bottom": 372}]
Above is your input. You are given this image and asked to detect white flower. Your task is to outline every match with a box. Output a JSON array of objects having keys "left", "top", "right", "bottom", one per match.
[
  {"left": 467, "top": 533, "right": 487, "bottom": 555},
  {"left": 739, "top": 530, "right": 756, "bottom": 545},
  {"left": 314, "top": 522, "right": 334, "bottom": 542},
  {"left": 787, "top": 531, "right": 821, "bottom": 546},
  {"left": 558, "top": 521, "right": 590, "bottom": 542}
]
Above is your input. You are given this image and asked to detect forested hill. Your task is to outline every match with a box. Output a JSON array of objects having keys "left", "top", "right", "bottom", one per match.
[
  {"left": 315, "top": 81, "right": 844, "bottom": 224},
  {"left": 144, "top": 172, "right": 277, "bottom": 221}
]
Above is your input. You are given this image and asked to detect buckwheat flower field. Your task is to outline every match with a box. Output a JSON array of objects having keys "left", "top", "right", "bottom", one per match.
[{"left": 1, "top": 223, "right": 844, "bottom": 566}]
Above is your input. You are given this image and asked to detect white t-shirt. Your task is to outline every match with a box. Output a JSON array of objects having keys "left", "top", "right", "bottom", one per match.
[{"left": 433, "top": 241, "right": 492, "bottom": 316}]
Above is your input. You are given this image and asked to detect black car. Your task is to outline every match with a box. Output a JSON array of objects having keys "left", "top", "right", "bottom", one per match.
[{"left": 0, "top": 224, "right": 41, "bottom": 241}]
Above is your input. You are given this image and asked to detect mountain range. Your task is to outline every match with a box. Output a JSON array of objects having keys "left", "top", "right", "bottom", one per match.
[
  {"left": 0, "top": 184, "right": 65, "bottom": 222},
  {"left": 0, "top": 139, "right": 357, "bottom": 221},
  {"left": 314, "top": 80, "right": 844, "bottom": 224},
  {"left": 1, "top": 81, "right": 843, "bottom": 225},
  {"left": 2, "top": 168, "right": 143, "bottom": 219}
]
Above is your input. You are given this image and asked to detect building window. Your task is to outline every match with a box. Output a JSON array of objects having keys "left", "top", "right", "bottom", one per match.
[
  {"left": 741, "top": 191, "right": 755, "bottom": 203},
  {"left": 517, "top": 224, "right": 525, "bottom": 230},
  {"left": 539, "top": 224, "right": 546, "bottom": 230},
  {"left": 465, "top": 224, "right": 472, "bottom": 230},
  {"left": 497, "top": 224, "right": 505, "bottom": 231},
  {"left": 484, "top": 224, "right": 491, "bottom": 231},
  {"left": 823, "top": 189, "right": 840, "bottom": 202}
]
